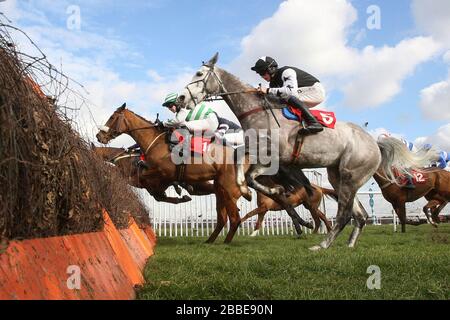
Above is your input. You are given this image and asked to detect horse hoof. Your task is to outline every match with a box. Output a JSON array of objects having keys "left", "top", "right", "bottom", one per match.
[
  {"left": 250, "top": 231, "right": 259, "bottom": 237},
  {"left": 432, "top": 223, "right": 438, "bottom": 228},
  {"left": 309, "top": 245, "right": 322, "bottom": 252},
  {"left": 305, "top": 222, "right": 314, "bottom": 229}
]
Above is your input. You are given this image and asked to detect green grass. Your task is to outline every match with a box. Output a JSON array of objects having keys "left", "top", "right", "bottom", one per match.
[{"left": 137, "top": 224, "right": 450, "bottom": 300}]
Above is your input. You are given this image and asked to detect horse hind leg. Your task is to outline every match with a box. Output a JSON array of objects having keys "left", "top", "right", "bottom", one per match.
[
  {"left": 247, "top": 165, "right": 285, "bottom": 196},
  {"left": 310, "top": 167, "right": 359, "bottom": 251},
  {"left": 348, "top": 198, "right": 368, "bottom": 248}
]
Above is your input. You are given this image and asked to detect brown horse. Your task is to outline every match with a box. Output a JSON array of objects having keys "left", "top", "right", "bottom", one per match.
[
  {"left": 96, "top": 104, "right": 256, "bottom": 243},
  {"left": 374, "top": 168, "right": 450, "bottom": 232},
  {"left": 242, "top": 182, "right": 335, "bottom": 235},
  {"left": 422, "top": 169, "right": 450, "bottom": 224},
  {"left": 92, "top": 145, "right": 215, "bottom": 204}
]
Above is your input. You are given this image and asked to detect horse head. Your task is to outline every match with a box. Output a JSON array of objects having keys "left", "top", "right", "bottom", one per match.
[
  {"left": 178, "top": 52, "right": 222, "bottom": 109},
  {"left": 96, "top": 103, "right": 129, "bottom": 144}
]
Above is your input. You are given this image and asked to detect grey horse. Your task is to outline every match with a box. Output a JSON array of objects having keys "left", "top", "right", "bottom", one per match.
[{"left": 177, "top": 53, "right": 438, "bottom": 251}]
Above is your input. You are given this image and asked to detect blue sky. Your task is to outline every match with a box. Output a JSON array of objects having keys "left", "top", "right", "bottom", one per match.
[{"left": 1, "top": 0, "right": 450, "bottom": 150}]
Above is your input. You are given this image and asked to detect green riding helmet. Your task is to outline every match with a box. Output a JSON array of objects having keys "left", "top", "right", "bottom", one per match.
[{"left": 162, "top": 92, "right": 179, "bottom": 107}]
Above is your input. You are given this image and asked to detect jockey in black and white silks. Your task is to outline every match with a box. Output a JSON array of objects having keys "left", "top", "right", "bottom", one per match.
[{"left": 251, "top": 56, "right": 325, "bottom": 134}]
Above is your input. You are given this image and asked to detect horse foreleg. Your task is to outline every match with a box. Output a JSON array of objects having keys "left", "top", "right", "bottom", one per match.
[
  {"left": 224, "top": 201, "right": 241, "bottom": 244},
  {"left": 151, "top": 191, "right": 191, "bottom": 204},
  {"left": 206, "top": 198, "right": 227, "bottom": 244}
]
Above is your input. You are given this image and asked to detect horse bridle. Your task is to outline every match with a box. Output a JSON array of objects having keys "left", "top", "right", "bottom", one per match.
[
  {"left": 183, "top": 64, "right": 228, "bottom": 106},
  {"left": 183, "top": 64, "right": 279, "bottom": 123},
  {"left": 99, "top": 111, "right": 166, "bottom": 153}
]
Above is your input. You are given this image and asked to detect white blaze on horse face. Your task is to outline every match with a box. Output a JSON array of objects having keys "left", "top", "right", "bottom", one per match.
[
  {"left": 182, "top": 66, "right": 212, "bottom": 109},
  {"left": 98, "top": 125, "right": 110, "bottom": 133}
]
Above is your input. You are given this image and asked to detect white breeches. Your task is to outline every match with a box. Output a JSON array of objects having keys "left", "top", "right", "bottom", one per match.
[
  {"left": 185, "top": 114, "right": 219, "bottom": 133},
  {"left": 297, "top": 82, "right": 326, "bottom": 108}
]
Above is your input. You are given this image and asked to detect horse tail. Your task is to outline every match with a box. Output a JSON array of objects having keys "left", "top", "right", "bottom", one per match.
[
  {"left": 295, "top": 168, "right": 314, "bottom": 196},
  {"left": 320, "top": 187, "right": 338, "bottom": 202},
  {"left": 377, "top": 137, "right": 440, "bottom": 184}
]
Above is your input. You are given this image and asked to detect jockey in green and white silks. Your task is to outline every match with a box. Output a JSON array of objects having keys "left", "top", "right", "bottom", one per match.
[
  {"left": 162, "top": 92, "right": 219, "bottom": 133},
  {"left": 162, "top": 93, "right": 244, "bottom": 147}
]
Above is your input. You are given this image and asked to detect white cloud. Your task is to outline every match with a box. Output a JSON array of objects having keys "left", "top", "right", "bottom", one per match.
[
  {"left": 412, "top": 0, "right": 450, "bottom": 122},
  {"left": 414, "top": 124, "right": 450, "bottom": 150},
  {"left": 412, "top": 0, "right": 450, "bottom": 46},
  {"left": 343, "top": 37, "right": 439, "bottom": 108},
  {"left": 420, "top": 77, "right": 450, "bottom": 121},
  {"left": 229, "top": 0, "right": 440, "bottom": 109}
]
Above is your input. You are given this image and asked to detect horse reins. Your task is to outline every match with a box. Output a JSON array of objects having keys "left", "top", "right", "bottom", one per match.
[
  {"left": 102, "top": 112, "right": 167, "bottom": 155},
  {"left": 184, "top": 65, "right": 281, "bottom": 127},
  {"left": 144, "top": 132, "right": 166, "bottom": 154}
]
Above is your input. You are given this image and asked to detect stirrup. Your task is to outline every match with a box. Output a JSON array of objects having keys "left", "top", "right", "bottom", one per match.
[
  {"left": 404, "top": 184, "right": 416, "bottom": 190},
  {"left": 298, "top": 125, "right": 323, "bottom": 135}
]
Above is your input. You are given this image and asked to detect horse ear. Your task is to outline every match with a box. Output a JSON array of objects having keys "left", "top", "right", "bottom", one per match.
[
  {"left": 118, "top": 102, "right": 126, "bottom": 111},
  {"left": 208, "top": 52, "right": 219, "bottom": 66}
]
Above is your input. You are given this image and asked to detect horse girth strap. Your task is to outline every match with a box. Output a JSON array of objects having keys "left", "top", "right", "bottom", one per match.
[
  {"left": 176, "top": 163, "right": 186, "bottom": 182},
  {"left": 291, "top": 134, "right": 305, "bottom": 163}
]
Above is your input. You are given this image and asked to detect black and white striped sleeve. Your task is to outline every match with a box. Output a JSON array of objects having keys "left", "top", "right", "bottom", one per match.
[{"left": 268, "top": 68, "right": 299, "bottom": 97}]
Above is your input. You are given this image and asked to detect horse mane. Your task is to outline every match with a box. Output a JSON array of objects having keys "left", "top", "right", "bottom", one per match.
[
  {"left": 125, "top": 108, "right": 154, "bottom": 124},
  {"left": 216, "top": 66, "right": 253, "bottom": 91},
  {"left": 215, "top": 66, "right": 282, "bottom": 108},
  {"left": 216, "top": 67, "right": 265, "bottom": 109}
]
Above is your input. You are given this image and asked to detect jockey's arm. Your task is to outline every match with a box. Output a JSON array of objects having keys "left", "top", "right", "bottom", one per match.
[
  {"left": 267, "top": 68, "right": 299, "bottom": 99},
  {"left": 163, "top": 108, "right": 189, "bottom": 127}
]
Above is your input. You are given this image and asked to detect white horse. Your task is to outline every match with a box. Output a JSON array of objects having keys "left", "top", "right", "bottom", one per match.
[{"left": 178, "top": 53, "right": 438, "bottom": 250}]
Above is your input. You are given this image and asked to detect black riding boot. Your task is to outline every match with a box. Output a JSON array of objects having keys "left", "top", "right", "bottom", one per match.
[
  {"left": 404, "top": 176, "right": 416, "bottom": 190},
  {"left": 287, "top": 96, "right": 323, "bottom": 134}
]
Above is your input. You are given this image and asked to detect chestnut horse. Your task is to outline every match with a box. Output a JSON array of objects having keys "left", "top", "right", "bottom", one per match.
[
  {"left": 96, "top": 104, "right": 255, "bottom": 243},
  {"left": 92, "top": 145, "right": 215, "bottom": 204},
  {"left": 242, "top": 181, "right": 336, "bottom": 235},
  {"left": 374, "top": 168, "right": 450, "bottom": 232}
]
